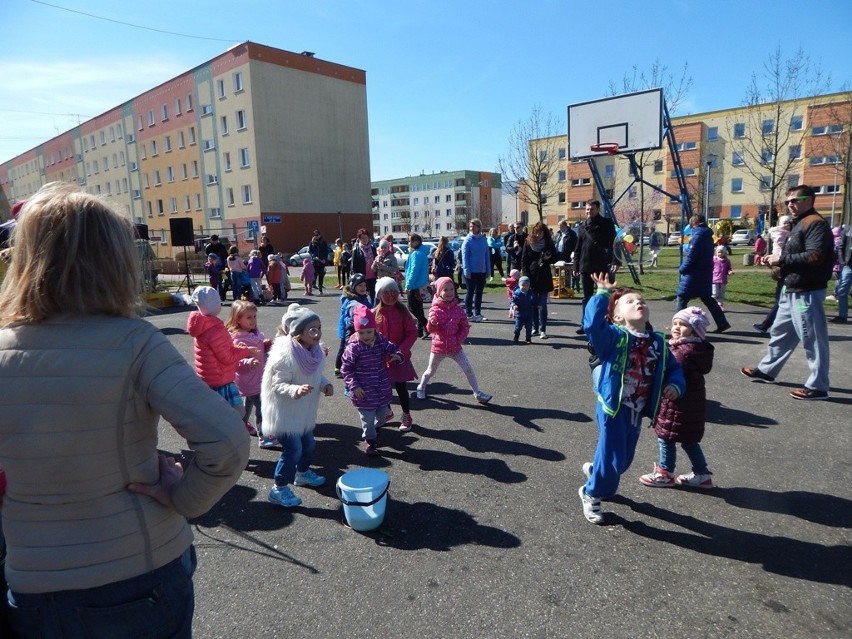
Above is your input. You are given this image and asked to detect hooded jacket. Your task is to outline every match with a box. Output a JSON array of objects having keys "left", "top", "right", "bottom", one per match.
[
  {"left": 652, "top": 338, "right": 714, "bottom": 443},
  {"left": 187, "top": 311, "right": 251, "bottom": 387}
]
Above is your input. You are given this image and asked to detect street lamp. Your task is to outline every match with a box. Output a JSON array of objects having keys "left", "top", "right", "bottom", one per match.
[{"left": 704, "top": 154, "right": 717, "bottom": 219}]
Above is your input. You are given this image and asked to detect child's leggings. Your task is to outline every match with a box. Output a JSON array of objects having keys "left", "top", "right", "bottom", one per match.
[
  {"left": 584, "top": 404, "right": 642, "bottom": 499},
  {"left": 417, "top": 351, "right": 480, "bottom": 395}
]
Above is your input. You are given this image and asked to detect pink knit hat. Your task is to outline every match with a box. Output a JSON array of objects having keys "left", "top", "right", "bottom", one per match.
[
  {"left": 672, "top": 306, "right": 708, "bottom": 339},
  {"left": 433, "top": 277, "right": 455, "bottom": 298},
  {"left": 353, "top": 304, "right": 376, "bottom": 330}
]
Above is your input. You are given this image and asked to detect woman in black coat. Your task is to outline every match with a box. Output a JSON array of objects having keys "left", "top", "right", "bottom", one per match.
[{"left": 521, "top": 221, "right": 557, "bottom": 339}]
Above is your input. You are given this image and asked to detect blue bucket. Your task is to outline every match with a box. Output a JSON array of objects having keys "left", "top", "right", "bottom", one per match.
[{"left": 336, "top": 468, "right": 390, "bottom": 532}]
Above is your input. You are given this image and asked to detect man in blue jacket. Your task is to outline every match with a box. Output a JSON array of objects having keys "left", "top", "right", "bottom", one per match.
[
  {"left": 461, "top": 218, "right": 490, "bottom": 321},
  {"left": 675, "top": 215, "right": 730, "bottom": 333}
]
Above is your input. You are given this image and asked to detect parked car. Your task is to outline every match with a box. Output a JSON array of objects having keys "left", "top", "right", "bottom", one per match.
[
  {"left": 667, "top": 232, "right": 682, "bottom": 246},
  {"left": 289, "top": 245, "right": 334, "bottom": 267},
  {"left": 730, "top": 229, "right": 757, "bottom": 246}
]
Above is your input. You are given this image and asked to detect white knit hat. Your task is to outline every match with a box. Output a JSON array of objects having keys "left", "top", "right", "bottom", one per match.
[
  {"left": 191, "top": 286, "right": 221, "bottom": 316},
  {"left": 281, "top": 303, "right": 320, "bottom": 336},
  {"left": 374, "top": 276, "right": 399, "bottom": 298}
]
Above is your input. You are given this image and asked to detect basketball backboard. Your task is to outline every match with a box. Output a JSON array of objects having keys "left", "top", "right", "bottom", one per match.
[{"left": 568, "top": 88, "right": 664, "bottom": 160}]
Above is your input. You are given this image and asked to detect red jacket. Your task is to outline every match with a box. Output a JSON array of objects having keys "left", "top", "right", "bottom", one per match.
[
  {"left": 427, "top": 297, "right": 469, "bottom": 355},
  {"left": 375, "top": 303, "right": 418, "bottom": 383},
  {"left": 187, "top": 311, "right": 251, "bottom": 387}
]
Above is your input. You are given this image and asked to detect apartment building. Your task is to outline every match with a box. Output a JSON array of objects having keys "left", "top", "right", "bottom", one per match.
[
  {"left": 371, "top": 170, "right": 503, "bottom": 240},
  {"left": 530, "top": 92, "right": 850, "bottom": 233},
  {"left": 0, "top": 42, "right": 372, "bottom": 254}
]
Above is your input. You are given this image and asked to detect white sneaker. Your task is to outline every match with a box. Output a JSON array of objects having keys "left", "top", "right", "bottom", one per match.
[
  {"left": 582, "top": 462, "right": 593, "bottom": 479},
  {"left": 531, "top": 329, "right": 539, "bottom": 336},
  {"left": 539, "top": 332, "right": 548, "bottom": 339},
  {"left": 473, "top": 314, "right": 486, "bottom": 322},
  {"left": 294, "top": 469, "right": 326, "bottom": 487},
  {"left": 578, "top": 486, "right": 604, "bottom": 524},
  {"left": 416, "top": 387, "right": 426, "bottom": 400},
  {"left": 268, "top": 485, "right": 302, "bottom": 508}
]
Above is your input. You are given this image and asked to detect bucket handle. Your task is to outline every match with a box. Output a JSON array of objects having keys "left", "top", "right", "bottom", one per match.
[{"left": 336, "top": 480, "right": 390, "bottom": 507}]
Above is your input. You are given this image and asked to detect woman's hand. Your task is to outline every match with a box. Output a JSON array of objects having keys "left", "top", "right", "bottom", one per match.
[{"left": 128, "top": 454, "right": 184, "bottom": 508}]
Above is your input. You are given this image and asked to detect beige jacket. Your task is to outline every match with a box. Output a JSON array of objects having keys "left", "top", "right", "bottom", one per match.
[{"left": 0, "top": 315, "right": 250, "bottom": 593}]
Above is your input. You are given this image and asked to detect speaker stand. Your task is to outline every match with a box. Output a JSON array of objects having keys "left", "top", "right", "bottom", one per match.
[{"left": 176, "top": 246, "right": 195, "bottom": 294}]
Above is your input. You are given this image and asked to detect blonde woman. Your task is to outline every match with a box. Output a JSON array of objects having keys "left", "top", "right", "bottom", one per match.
[{"left": 0, "top": 183, "right": 249, "bottom": 637}]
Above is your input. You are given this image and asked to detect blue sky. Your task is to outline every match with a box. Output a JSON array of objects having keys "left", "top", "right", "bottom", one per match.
[{"left": 3, "top": 0, "right": 851, "bottom": 181}]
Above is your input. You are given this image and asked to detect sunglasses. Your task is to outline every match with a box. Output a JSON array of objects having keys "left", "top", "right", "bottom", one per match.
[{"left": 784, "top": 195, "right": 810, "bottom": 204}]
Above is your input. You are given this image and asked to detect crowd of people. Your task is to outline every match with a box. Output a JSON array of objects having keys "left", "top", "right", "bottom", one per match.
[{"left": 0, "top": 181, "right": 843, "bottom": 634}]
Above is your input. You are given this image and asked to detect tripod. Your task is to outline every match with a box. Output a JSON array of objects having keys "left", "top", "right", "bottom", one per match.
[{"left": 176, "top": 246, "right": 195, "bottom": 293}]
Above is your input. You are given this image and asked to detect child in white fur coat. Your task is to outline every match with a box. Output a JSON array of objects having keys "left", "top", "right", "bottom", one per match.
[{"left": 261, "top": 304, "right": 333, "bottom": 508}]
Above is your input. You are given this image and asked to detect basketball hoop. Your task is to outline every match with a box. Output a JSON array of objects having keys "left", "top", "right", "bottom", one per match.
[{"left": 590, "top": 143, "right": 621, "bottom": 155}]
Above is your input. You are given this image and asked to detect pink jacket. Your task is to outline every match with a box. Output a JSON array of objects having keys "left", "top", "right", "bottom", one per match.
[
  {"left": 187, "top": 311, "right": 251, "bottom": 388},
  {"left": 712, "top": 256, "right": 731, "bottom": 285},
  {"left": 232, "top": 329, "right": 267, "bottom": 396},
  {"left": 375, "top": 303, "right": 418, "bottom": 383},
  {"left": 427, "top": 297, "right": 469, "bottom": 355}
]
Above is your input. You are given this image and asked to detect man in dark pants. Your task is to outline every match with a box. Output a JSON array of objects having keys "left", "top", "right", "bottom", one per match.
[
  {"left": 675, "top": 214, "right": 731, "bottom": 333},
  {"left": 573, "top": 201, "right": 617, "bottom": 334},
  {"left": 205, "top": 235, "right": 229, "bottom": 299},
  {"left": 502, "top": 223, "right": 516, "bottom": 276}
]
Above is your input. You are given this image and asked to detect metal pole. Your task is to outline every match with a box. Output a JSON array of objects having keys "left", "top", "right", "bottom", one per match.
[{"left": 704, "top": 160, "right": 711, "bottom": 218}]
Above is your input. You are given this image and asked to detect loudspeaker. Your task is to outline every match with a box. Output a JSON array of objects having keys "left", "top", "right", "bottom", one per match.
[
  {"left": 133, "top": 223, "right": 149, "bottom": 241},
  {"left": 169, "top": 217, "right": 194, "bottom": 247}
]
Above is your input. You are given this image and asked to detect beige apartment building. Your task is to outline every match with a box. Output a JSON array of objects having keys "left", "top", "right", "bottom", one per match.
[
  {"left": 0, "top": 42, "right": 372, "bottom": 255},
  {"left": 530, "top": 92, "right": 850, "bottom": 233},
  {"left": 371, "top": 170, "right": 503, "bottom": 240}
]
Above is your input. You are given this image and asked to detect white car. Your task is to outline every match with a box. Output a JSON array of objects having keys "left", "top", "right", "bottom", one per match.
[
  {"left": 730, "top": 229, "right": 756, "bottom": 246},
  {"left": 667, "top": 232, "right": 682, "bottom": 246}
]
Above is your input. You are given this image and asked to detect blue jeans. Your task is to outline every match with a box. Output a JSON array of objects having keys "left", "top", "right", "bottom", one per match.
[
  {"left": 8, "top": 546, "right": 196, "bottom": 639},
  {"left": 274, "top": 431, "right": 317, "bottom": 486},
  {"left": 464, "top": 272, "right": 487, "bottom": 317},
  {"left": 657, "top": 437, "right": 709, "bottom": 475},
  {"left": 836, "top": 264, "right": 851, "bottom": 318},
  {"left": 531, "top": 291, "right": 549, "bottom": 332},
  {"left": 758, "top": 288, "right": 830, "bottom": 392},
  {"left": 514, "top": 314, "right": 532, "bottom": 340}
]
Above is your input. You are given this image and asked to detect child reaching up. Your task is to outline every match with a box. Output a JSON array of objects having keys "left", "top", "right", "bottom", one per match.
[
  {"left": 340, "top": 305, "right": 404, "bottom": 456},
  {"left": 262, "top": 305, "right": 333, "bottom": 508},
  {"left": 226, "top": 301, "right": 275, "bottom": 447},
  {"left": 640, "top": 307, "right": 716, "bottom": 489},
  {"left": 415, "top": 277, "right": 492, "bottom": 404},
  {"left": 511, "top": 276, "right": 535, "bottom": 343},
  {"left": 187, "top": 286, "right": 258, "bottom": 425},
  {"left": 578, "top": 273, "right": 685, "bottom": 524}
]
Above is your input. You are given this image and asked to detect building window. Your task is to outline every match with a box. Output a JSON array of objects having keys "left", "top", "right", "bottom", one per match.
[
  {"left": 226, "top": 188, "right": 235, "bottom": 206},
  {"left": 161, "top": 104, "right": 169, "bottom": 121},
  {"left": 210, "top": 207, "right": 222, "bottom": 219},
  {"left": 731, "top": 178, "right": 743, "bottom": 193},
  {"left": 434, "top": 195, "right": 440, "bottom": 204},
  {"left": 175, "top": 98, "right": 182, "bottom": 115},
  {"left": 233, "top": 72, "right": 244, "bottom": 92},
  {"left": 445, "top": 194, "right": 451, "bottom": 202},
  {"left": 733, "top": 123, "right": 746, "bottom": 138},
  {"left": 239, "top": 148, "right": 250, "bottom": 167},
  {"left": 732, "top": 151, "right": 744, "bottom": 166},
  {"left": 604, "top": 165, "right": 614, "bottom": 178},
  {"left": 220, "top": 116, "right": 229, "bottom": 135},
  {"left": 653, "top": 160, "right": 663, "bottom": 172},
  {"left": 788, "top": 145, "right": 801, "bottom": 161},
  {"left": 150, "top": 140, "right": 158, "bottom": 156},
  {"left": 184, "top": 195, "right": 191, "bottom": 211},
  {"left": 539, "top": 150, "right": 547, "bottom": 161},
  {"left": 790, "top": 115, "right": 803, "bottom": 131},
  {"left": 164, "top": 136, "right": 172, "bottom": 152},
  {"left": 762, "top": 119, "right": 775, "bottom": 135},
  {"left": 707, "top": 126, "right": 718, "bottom": 141},
  {"left": 167, "top": 166, "right": 174, "bottom": 183},
  {"left": 178, "top": 131, "right": 185, "bottom": 148},
  {"left": 788, "top": 174, "right": 800, "bottom": 188},
  {"left": 675, "top": 141, "right": 697, "bottom": 151},
  {"left": 811, "top": 124, "right": 843, "bottom": 136},
  {"left": 558, "top": 147, "right": 566, "bottom": 159},
  {"left": 731, "top": 205, "right": 742, "bottom": 219},
  {"left": 180, "top": 164, "right": 187, "bottom": 180},
  {"left": 156, "top": 199, "right": 164, "bottom": 215},
  {"left": 154, "top": 170, "right": 161, "bottom": 186},
  {"left": 207, "top": 174, "right": 218, "bottom": 185},
  {"left": 759, "top": 176, "right": 771, "bottom": 191},
  {"left": 99, "top": 131, "right": 106, "bottom": 145},
  {"left": 223, "top": 152, "right": 232, "bottom": 171},
  {"left": 201, "top": 104, "right": 213, "bottom": 116},
  {"left": 191, "top": 161, "right": 199, "bottom": 178},
  {"left": 203, "top": 139, "right": 215, "bottom": 151},
  {"left": 558, "top": 192, "right": 566, "bottom": 204},
  {"left": 217, "top": 79, "right": 226, "bottom": 99},
  {"left": 195, "top": 193, "right": 202, "bottom": 209},
  {"left": 186, "top": 94, "right": 193, "bottom": 111},
  {"left": 761, "top": 148, "right": 774, "bottom": 164},
  {"left": 189, "top": 127, "right": 196, "bottom": 144},
  {"left": 809, "top": 155, "right": 841, "bottom": 165},
  {"left": 558, "top": 170, "right": 566, "bottom": 182},
  {"left": 169, "top": 197, "right": 177, "bottom": 213},
  {"left": 236, "top": 110, "right": 247, "bottom": 130}
]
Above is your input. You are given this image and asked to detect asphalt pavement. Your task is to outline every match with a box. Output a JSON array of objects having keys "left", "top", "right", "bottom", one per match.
[{"left": 147, "top": 282, "right": 851, "bottom": 639}]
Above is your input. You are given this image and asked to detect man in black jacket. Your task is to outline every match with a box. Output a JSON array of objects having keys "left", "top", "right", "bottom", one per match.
[
  {"left": 741, "top": 185, "right": 834, "bottom": 400},
  {"left": 573, "top": 201, "right": 617, "bottom": 334},
  {"left": 830, "top": 223, "right": 852, "bottom": 324}
]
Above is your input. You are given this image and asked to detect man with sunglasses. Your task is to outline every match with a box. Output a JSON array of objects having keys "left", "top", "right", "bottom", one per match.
[{"left": 741, "top": 185, "right": 834, "bottom": 400}]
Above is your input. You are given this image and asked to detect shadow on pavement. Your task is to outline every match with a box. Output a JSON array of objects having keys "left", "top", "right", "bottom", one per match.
[{"left": 612, "top": 496, "right": 852, "bottom": 587}]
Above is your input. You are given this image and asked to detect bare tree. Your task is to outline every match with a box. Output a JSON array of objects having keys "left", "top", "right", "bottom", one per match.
[
  {"left": 498, "top": 105, "right": 564, "bottom": 222},
  {"left": 730, "top": 46, "right": 830, "bottom": 221},
  {"left": 819, "top": 89, "right": 852, "bottom": 226}
]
